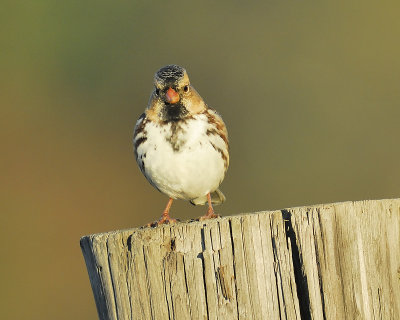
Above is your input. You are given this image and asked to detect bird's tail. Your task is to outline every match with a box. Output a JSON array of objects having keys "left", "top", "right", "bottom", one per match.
[{"left": 190, "top": 189, "right": 226, "bottom": 206}]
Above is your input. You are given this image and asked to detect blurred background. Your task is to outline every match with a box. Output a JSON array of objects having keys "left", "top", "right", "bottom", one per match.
[{"left": 1, "top": 1, "right": 399, "bottom": 319}]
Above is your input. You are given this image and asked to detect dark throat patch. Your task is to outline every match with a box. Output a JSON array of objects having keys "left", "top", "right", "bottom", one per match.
[{"left": 161, "top": 102, "right": 188, "bottom": 122}]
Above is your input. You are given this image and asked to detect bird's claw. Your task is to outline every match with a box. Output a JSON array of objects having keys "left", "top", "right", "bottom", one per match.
[
  {"left": 198, "top": 212, "right": 220, "bottom": 221},
  {"left": 147, "top": 216, "right": 178, "bottom": 227}
]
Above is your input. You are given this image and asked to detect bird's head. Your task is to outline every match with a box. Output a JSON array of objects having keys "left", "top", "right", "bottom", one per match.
[{"left": 147, "top": 65, "right": 207, "bottom": 122}]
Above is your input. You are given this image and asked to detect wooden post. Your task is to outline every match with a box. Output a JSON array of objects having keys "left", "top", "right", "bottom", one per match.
[{"left": 80, "top": 199, "right": 400, "bottom": 319}]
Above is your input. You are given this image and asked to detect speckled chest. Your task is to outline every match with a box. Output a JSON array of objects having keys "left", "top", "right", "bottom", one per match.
[{"left": 136, "top": 114, "right": 210, "bottom": 157}]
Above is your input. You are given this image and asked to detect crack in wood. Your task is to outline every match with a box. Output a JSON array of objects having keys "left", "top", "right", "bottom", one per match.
[
  {"left": 182, "top": 255, "right": 192, "bottom": 318},
  {"left": 282, "top": 209, "right": 312, "bottom": 320},
  {"left": 228, "top": 219, "right": 240, "bottom": 320},
  {"left": 200, "top": 226, "right": 210, "bottom": 320}
]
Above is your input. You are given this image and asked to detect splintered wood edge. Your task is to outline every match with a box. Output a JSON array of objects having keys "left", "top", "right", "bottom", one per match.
[
  {"left": 80, "top": 199, "right": 373, "bottom": 240},
  {"left": 80, "top": 198, "right": 397, "bottom": 240}
]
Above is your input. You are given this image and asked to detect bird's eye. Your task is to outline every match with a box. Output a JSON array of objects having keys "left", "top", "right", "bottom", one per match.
[
  {"left": 183, "top": 85, "right": 189, "bottom": 93},
  {"left": 155, "top": 88, "right": 160, "bottom": 95}
]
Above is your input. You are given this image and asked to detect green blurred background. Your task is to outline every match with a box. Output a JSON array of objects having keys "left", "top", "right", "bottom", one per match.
[{"left": 1, "top": 1, "right": 399, "bottom": 319}]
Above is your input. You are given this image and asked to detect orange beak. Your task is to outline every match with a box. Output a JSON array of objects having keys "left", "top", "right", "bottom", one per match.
[{"left": 165, "top": 87, "right": 180, "bottom": 104}]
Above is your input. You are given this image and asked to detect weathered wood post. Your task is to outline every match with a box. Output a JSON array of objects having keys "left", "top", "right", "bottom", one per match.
[{"left": 80, "top": 199, "right": 400, "bottom": 319}]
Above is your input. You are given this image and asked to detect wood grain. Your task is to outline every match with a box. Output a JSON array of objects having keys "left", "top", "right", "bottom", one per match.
[{"left": 81, "top": 199, "right": 400, "bottom": 319}]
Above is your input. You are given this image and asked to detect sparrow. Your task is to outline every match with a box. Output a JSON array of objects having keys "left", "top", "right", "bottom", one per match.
[{"left": 133, "top": 65, "right": 229, "bottom": 226}]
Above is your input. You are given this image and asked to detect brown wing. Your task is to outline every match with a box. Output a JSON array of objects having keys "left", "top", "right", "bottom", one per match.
[{"left": 133, "top": 112, "right": 147, "bottom": 173}]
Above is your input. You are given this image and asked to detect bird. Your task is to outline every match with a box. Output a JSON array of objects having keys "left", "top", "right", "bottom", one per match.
[{"left": 133, "top": 65, "right": 229, "bottom": 226}]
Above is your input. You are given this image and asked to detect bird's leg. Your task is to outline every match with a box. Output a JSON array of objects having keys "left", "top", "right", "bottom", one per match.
[
  {"left": 151, "top": 198, "right": 177, "bottom": 226},
  {"left": 199, "top": 193, "right": 220, "bottom": 220}
]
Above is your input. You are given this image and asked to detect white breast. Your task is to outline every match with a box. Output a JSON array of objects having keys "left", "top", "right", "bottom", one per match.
[{"left": 135, "top": 114, "right": 227, "bottom": 201}]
